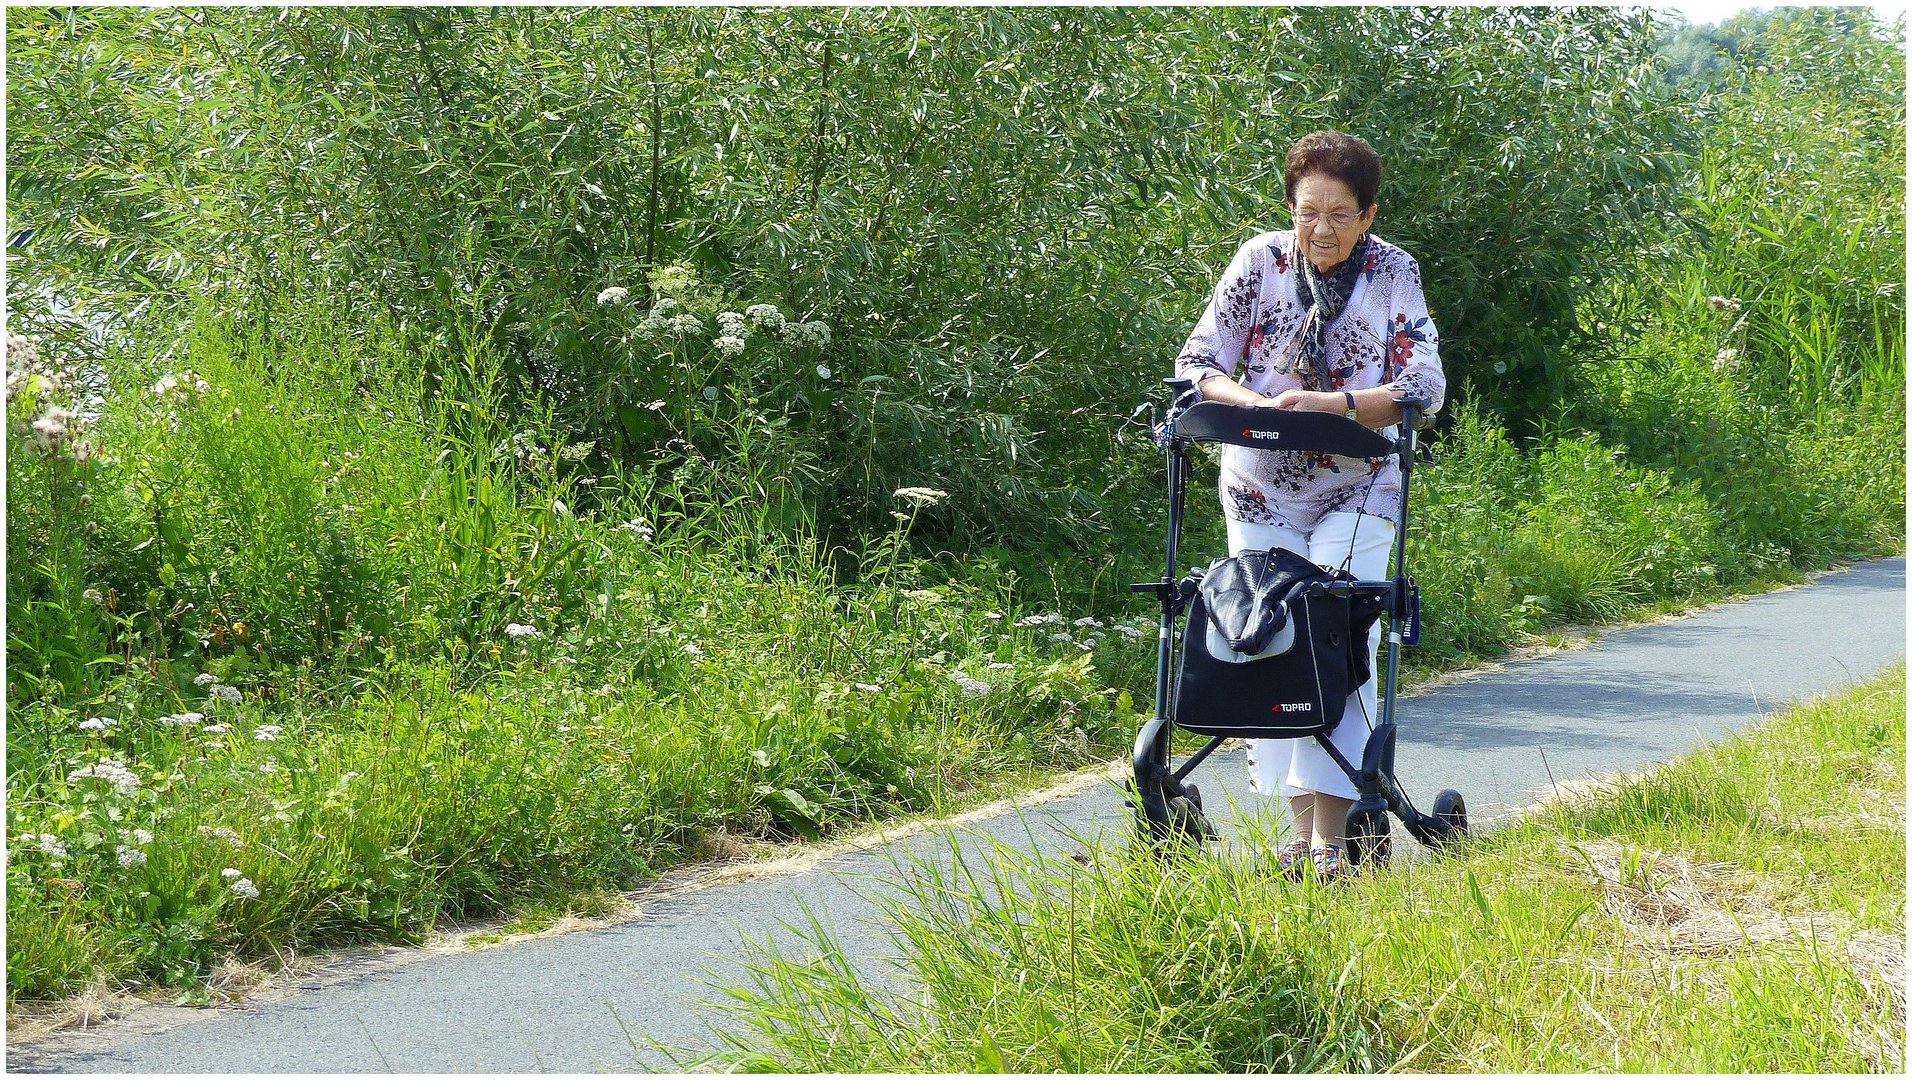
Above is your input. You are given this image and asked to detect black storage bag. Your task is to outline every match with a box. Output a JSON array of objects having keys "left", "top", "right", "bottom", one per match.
[{"left": 1172, "top": 552, "right": 1388, "bottom": 739}]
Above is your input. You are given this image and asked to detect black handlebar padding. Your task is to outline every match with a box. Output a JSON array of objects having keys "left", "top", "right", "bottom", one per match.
[{"left": 1173, "top": 400, "right": 1397, "bottom": 457}]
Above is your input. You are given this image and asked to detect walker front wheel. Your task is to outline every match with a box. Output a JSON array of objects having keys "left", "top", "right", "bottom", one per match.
[
  {"left": 1130, "top": 718, "right": 1174, "bottom": 842},
  {"left": 1345, "top": 806, "right": 1392, "bottom": 869},
  {"left": 1169, "top": 783, "right": 1218, "bottom": 843},
  {"left": 1431, "top": 788, "right": 1468, "bottom": 845}
]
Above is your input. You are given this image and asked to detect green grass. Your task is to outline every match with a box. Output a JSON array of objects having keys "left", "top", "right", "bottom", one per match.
[
  {"left": 5, "top": 290, "right": 1904, "bottom": 1006},
  {"left": 700, "top": 666, "right": 1906, "bottom": 1072}
]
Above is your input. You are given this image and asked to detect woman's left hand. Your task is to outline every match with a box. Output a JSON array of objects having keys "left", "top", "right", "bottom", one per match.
[{"left": 1265, "top": 389, "right": 1344, "bottom": 414}]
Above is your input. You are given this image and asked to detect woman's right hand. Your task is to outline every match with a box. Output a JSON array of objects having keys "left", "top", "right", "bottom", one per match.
[{"left": 1191, "top": 376, "right": 1275, "bottom": 409}]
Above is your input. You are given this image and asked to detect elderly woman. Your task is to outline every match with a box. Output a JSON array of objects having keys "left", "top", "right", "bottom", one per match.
[{"left": 1173, "top": 130, "right": 1445, "bottom": 880}]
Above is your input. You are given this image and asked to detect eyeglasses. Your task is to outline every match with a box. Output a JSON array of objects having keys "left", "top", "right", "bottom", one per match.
[{"left": 1291, "top": 207, "right": 1364, "bottom": 231}]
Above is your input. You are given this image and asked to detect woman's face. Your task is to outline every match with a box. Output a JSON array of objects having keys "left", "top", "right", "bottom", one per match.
[{"left": 1290, "top": 172, "right": 1376, "bottom": 273}]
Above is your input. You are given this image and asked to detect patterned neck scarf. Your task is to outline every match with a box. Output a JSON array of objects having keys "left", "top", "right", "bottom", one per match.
[{"left": 1285, "top": 232, "right": 1371, "bottom": 392}]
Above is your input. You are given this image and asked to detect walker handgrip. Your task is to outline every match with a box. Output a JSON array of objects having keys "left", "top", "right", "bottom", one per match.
[
  {"left": 1392, "top": 396, "right": 1435, "bottom": 431},
  {"left": 1172, "top": 401, "right": 1395, "bottom": 457}
]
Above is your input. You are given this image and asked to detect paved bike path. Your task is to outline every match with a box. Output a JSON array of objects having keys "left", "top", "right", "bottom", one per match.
[{"left": 11, "top": 557, "right": 1905, "bottom": 1073}]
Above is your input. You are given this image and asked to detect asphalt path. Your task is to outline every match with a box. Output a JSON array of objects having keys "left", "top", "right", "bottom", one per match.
[{"left": 10, "top": 556, "right": 1904, "bottom": 1073}]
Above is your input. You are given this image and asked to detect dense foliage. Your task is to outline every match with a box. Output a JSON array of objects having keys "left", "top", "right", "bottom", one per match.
[
  {"left": 4, "top": 7, "right": 1903, "bottom": 1002},
  {"left": 9, "top": 5, "right": 1693, "bottom": 546}
]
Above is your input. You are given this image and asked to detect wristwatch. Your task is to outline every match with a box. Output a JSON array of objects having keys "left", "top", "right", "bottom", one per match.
[{"left": 1342, "top": 391, "right": 1358, "bottom": 419}]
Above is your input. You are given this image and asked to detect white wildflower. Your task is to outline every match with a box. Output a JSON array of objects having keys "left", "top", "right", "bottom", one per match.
[
  {"left": 504, "top": 622, "right": 543, "bottom": 639},
  {"left": 780, "top": 319, "right": 833, "bottom": 348},
  {"left": 1016, "top": 614, "right": 1048, "bottom": 627},
  {"left": 1049, "top": 631, "right": 1075, "bottom": 643},
  {"left": 78, "top": 716, "right": 113, "bottom": 732},
  {"left": 892, "top": 486, "right": 948, "bottom": 507},
  {"left": 854, "top": 682, "right": 884, "bottom": 693},
  {"left": 193, "top": 672, "right": 219, "bottom": 686},
  {"left": 716, "top": 311, "right": 748, "bottom": 337},
  {"left": 683, "top": 642, "right": 704, "bottom": 657},
  {"left": 596, "top": 285, "right": 629, "bottom": 305},
  {"left": 1714, "top": 347, "right": 1739, "bottom": 372},
  {"left": 198, "top": 825, "right": 243, "bottom": 846},
  {"left": 209, "top": 684, "right": 242, "bottom": 704},
  {"left": 258, "top": 760, "right": 279, "bottom": 774},
  {"left": 986, "top": 662, "right": 1014, "bottom": 670},
  {"left": 984, "top": 612, "right": 1003, "bottom": 620},
  {"left": 253, "top": 724, "right": 283, "bottom": 742},
  {"left": 6, "top": 332, "right": 38, "bottom": 364},
  {"left": 150, "top": 371, "right": 208, "bottom": 397},
  {"left": 1706, "top": 295, "right": 1741, "bottom": 313},
  {"left": 950, "top": 672, "right": 991, "bottom": 698},
  {"left": 229, "top": 876, "right": 260, "bottom": 899},
  {"left": 202, "top": 723, "right": 231, "bottom": 734},
  {"left": 159, "top": 711, "right": 204, "bottom": 727},
  {"left": 651, "top": 296, "right": 681, "bottom": 318},
  {"left": 130, "top": 827, "right": 153, "bottom": 845},
  {"left": 667, "top": 313, "right": 705, "bottom": 337},
  {"left": 67, "top": 759, "right": 139, "bottom": 795},
  {"left": 116, "top": 846, "right": 148, "bottom": 867},
  {"left": 83, "top": 588, "right": 105, "bottom": 605},
  {"left": 713, "top": 335, "right": 746, "bottom": 357},
  {"left": 889, "top": 511, "right": 910, "bottom": 522},
  {"left": 30, "top": 408, "right": 75, "bottom": 449},
  {"left": 1073, "top": 617, "right": 1103, "bottom": 628},
  {"left": 1114, "top": 624, "right": 1148, "bottom": 640},
  {"left": 618, "top": 517, "right": 654, "bottom": 540},
  {"left": 651, "top": 265, "right": 697, "bottom": 296},
  {"left": 744, "top": 303, "right": 785, "bottom": 331},
  {"left": 221, "top": 867, "right": 242, "bottom": 879},
  {"left": 36, "top": 833, "right": 68, "bottom": 861}
]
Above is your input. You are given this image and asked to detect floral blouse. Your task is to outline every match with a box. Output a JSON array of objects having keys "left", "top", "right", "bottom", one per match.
[{"left": 1174, "top": 230, "right": 1445, "bottom": 533}]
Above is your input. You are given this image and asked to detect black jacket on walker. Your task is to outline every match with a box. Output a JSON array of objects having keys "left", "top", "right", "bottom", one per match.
[{"left": 1179, "top": 548, "right": 1385, "bottom": 739}]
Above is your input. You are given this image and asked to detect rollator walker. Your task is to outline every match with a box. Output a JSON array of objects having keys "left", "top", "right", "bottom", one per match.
[{"left": 1127, "top": 377, "right": 1468, "bottom": 867}]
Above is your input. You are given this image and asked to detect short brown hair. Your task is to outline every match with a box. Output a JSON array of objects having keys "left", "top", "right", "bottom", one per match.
[{"left": 1283, "top": 131, "right": 1382, "bottom": 211}]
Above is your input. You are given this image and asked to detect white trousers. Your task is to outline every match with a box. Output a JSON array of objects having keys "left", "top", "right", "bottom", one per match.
[{"left": 1226, "top": 511, "right": 1395, "bottom": 801}]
